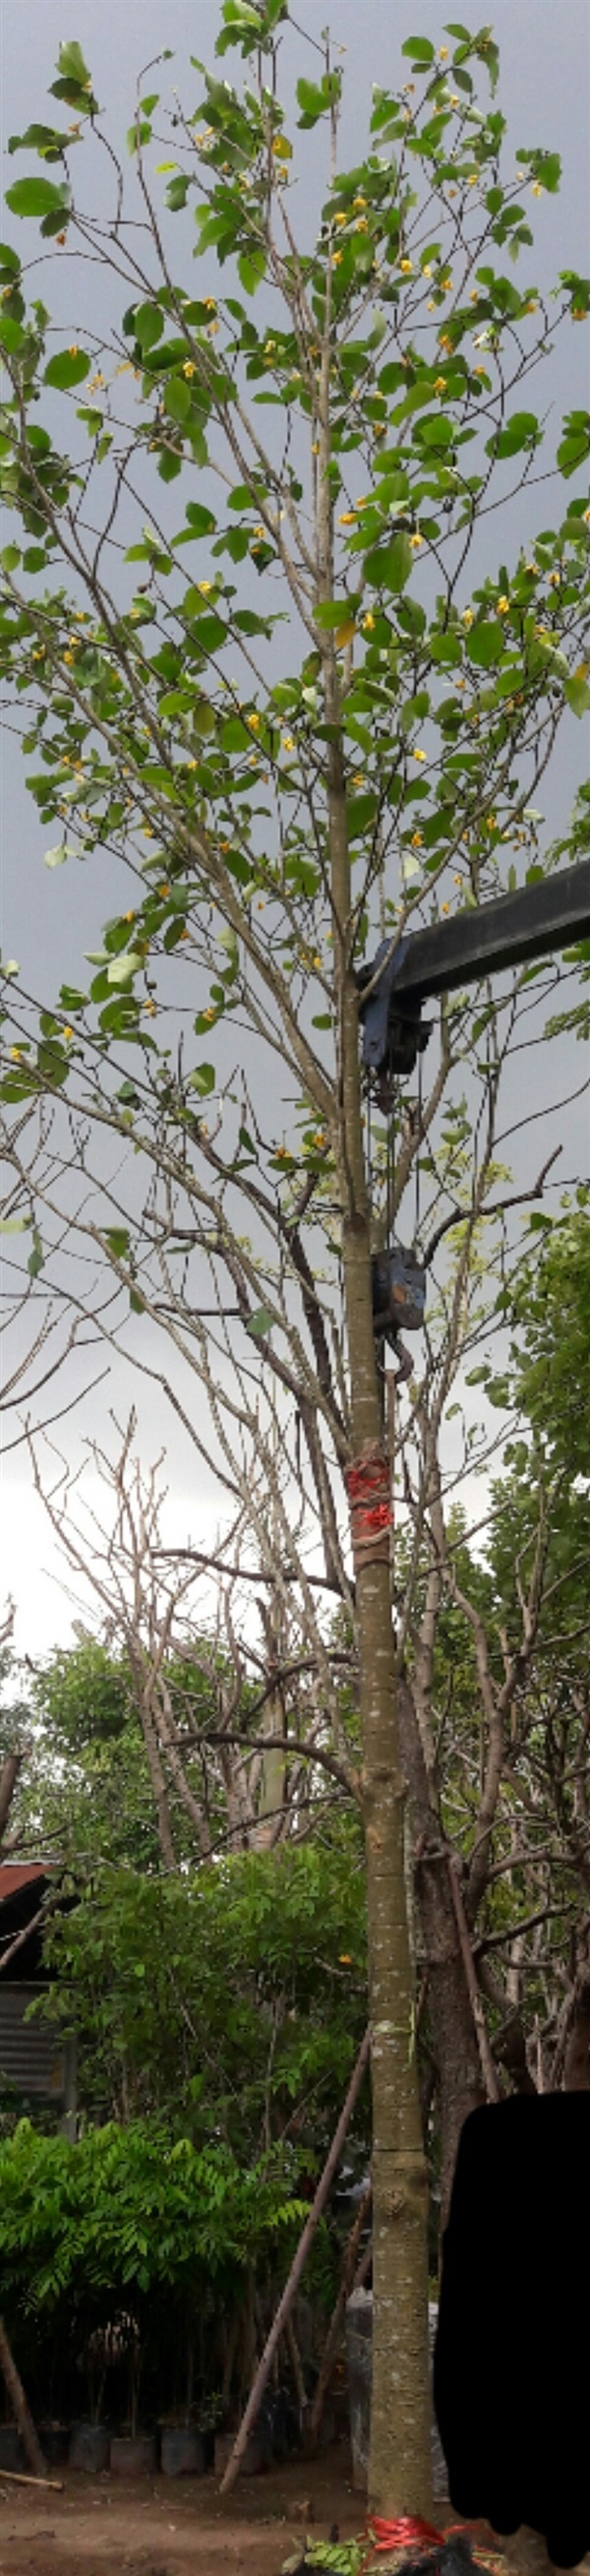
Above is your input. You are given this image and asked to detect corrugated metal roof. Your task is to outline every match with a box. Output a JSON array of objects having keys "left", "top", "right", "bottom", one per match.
[
  {"left": 0, "top": 1981, "right": 67, "bottom": 2097},
  {"left": 0, "top": 1863, "right": 49, "bottom": 1901}
]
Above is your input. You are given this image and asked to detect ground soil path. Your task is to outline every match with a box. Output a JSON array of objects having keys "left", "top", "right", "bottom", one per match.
[{"left": 1, "top": 2450, "right": 588, "bottom": 2576}]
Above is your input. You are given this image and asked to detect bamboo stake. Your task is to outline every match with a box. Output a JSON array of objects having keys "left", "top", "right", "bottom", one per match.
[
  {"left": 218, "top": 2025, "right": 371, "bottom": 2495},
  {"left": 0, "top": 2468, "right": 64, "bottom": 2492},
  {"left": 0, "top": 2319, "right": 47, "bottom": 2480}
]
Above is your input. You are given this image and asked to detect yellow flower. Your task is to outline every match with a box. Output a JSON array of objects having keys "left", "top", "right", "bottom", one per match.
[
  {"left": 143, "top": 999, "right": 156, "bottom": 1015},
  {"left": 438, "top": 333, "right": 452, "bottom": 351},
  {"left": 63, "top": 650, "right": 75, "bottom": 664},
  {"left": 68, "top": 344, "right": 79, "bottom": 357},
  {"left": 203, "top": 1005, "right": 216, "bottom": 1021},
  {"left": 422, "top": 265, "right": 432, "bottom": 278},
  {"left": 183, "top": 361, "right": 196, "bottom": 378},
  {"left": 157, "top": 883, "right": 171, "bottom": 896},
  {"left": 441, "top": 902, "right": 450, "bottom": 914},
  {"left": 442, "top": 275, "right": 453, "bottom": 291},
  {"left": 524, "top": 299, "right": 538, "bottom": 313},
  {"left": 411, "top": 831, "right": 423, "bottom": 847},
  {"left": 470, "top": 290, "right": 479, "bottom": 303},
  {"left": 10, "top": 1047, "right": 22, "bottom": 1061},
  {"left": 124, "top": 910, "right": 136, "bottom": 923},
  {"left": 531, "top": 181, "right": 544, "bottom": 197},
  {"left": 203, "top": 297, "right": 217, "bottom": 312},
  {"left": 572, "top": 308, "right": 588, "bottom": 321},
  {"left": 333, "top": 212, "right": 347, "bottom": 226},
  {"left": 399, "top": 258, "right": 413, "bottom": 275},
  {"left": 338, "top": 511, "right": 357, "bottom": 524},
  {"left": 497, "top": 595, "right": 509, "bottom": 614},
  {"left": 198, "top": 580, "right": 212, "bottom": 594},
  {"left": 427, "top": 299, "right": 436, "bottom": 312},
  {"left": 462, "top": 607, "right": 474, "bottom": 627},
  {"left": 439, "top": 43, "right": 448, "bottom": 57},
  {"left": 312, "top": 441, "right": 321, "bottom": 455},
  {"left": 467, "top": 173, "right": 479, "bottom": 187},
  {"left": 474, "top": 365, "right": 487, "bottom": 377},
  {"left": 331, "top": 251, "right": 342, "bottom": 267},
  {"left": 412, "top": 747, "right": 426, "bottom": 763},
  {"left": 434, "top": 375, "right": 447, "bottom": 393},
  {"left": 63, "top": 1024, "right": 74, "bottom": 1041},
  {"left": 352, "top": 773, "right": 365, "bottom": 787},
  {"left": 355, "top": 218, "right": 368, "bottom": 233},
  {"left": 486, "top": 815, "right": 497, "bottom": 830},
  {"left": 409, "top": 531, "right": 423, "bottom": 549},
  {"left": 281, "top": 735, "right": 295, "bottom": 751},
  {"left": 353, "top": 195, "right": 367, "bottom": 211},
  {"left": 313, "top": 1131, "right": 325, "bottom": 1147},
  {"left": 247, "top": 711, "right": 260, "bottom": 729},
  {"left": 583, "top": 508, "right": 590, "bottom": 525},
  {"left": 373, "top": 419, "right": 386, "bottom": 435},
  {"left": 362, "top": 612, "right": 375, "bottom": 632}
]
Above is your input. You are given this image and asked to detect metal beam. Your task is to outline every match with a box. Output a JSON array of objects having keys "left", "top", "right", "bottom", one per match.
[{"left": 386, "top": 858, "right": 590, "bottom": 1005}]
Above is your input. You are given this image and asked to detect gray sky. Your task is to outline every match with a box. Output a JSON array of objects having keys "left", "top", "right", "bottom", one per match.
[{"left": 1, "top": 1, "right": 589, "bottom": 1659}]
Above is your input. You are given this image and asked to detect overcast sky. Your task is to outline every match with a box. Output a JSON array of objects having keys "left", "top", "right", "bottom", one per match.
[{"left": 1, "top": 0, "right": 589, "bottom": 1665}]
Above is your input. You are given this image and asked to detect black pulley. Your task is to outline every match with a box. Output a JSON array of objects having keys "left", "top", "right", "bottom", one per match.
[{"left": 371, "top": 1242, "right": 426, "bottom": 1345}]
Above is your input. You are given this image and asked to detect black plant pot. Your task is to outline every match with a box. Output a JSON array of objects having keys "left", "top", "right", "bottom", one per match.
[
  {"left": 0, "top": 2426, "right": 25, "bottom": 2473},
  {"left": 110, "top": 2431, "right": 157, "bottom": 2477},
  {"left": 37, "top": 2424, "right": 71, "bottom": 2468},
  {"left": 160, "top": 2425, "right": 207, "bottom": 2477},
  {"left": 69, "top": 2421, "right": 111, "bottom": 2472}
]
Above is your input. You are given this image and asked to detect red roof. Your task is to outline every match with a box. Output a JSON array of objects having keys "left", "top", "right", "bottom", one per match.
[{"left": 0, "top": 1863, "right": 49, "bottom": 1901}]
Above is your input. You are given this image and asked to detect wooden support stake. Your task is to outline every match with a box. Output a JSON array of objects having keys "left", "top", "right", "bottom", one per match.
[
  {"left": 0, "top": 2468, "right": 64, "bottom": 2492},
  {"left": 218, "top": 2025, "right": 371, "bottom": 2496},
  {"left": 0, "top": 2318, "right": 47, "bottom": 2480}
]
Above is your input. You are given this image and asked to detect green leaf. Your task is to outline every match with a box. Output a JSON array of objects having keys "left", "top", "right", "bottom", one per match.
[
  {"left": 133, "top": 302, "right": 164, "bottom": 353},
  {"left": 492, "top": 410, "right": 540, "bottom": 459},
  {"left": 296, "top": 72, "right": 341, "bottom": 128},
  {"left": 247, "top": 1305, "right": 275, "bottom": 1338},
  {"left": 237, "top": 250, "right": 266, "bottom": 296},
  {"left": 104, "top": 1228, "right": 130, "bottom": 1258},
  {"left": 0, "top": 1215, "right": 30, "bottom": 1235},
  {"left": 465, "top": 622, "right": 505, "bottom": 669},
  {"left": 28, "top": 1223, "right": 44, "bottom": 1279},
  {"left": 401, "top": 34, "right": 435, "bottom": 59},
  {"left": 43, "top": 841, "right": 70, "bottom": 868},
  {"left": 0, "top": 543, "right": 21, "bottom": 570},
  {"left": 57, "top": 38, "right": 91, "bottom": 85},
  {"left": 346, "top": 792, "right": 378, "bottom": 841},
  {"left": 564, "top": 674, "right": 590, "bottom": 717},
  {"left": 163, "top": 374, "right": 192, "bottom": 425},
  {"left": 5, "top": 176, "right": 68, "bottom": 217},
  {"left": 106, "top": 951, "right": 143, "bottom": 986},
  {"left": 364, "top": 533, "right": 412, "bottom": 591},
  {"left": 188, "top": 1061, "right": 215, "bottom": 1096},
  {"left": 44, "top": 347, "right": 90, "bottom": 390},
  {"left": 313, "top": 598, "right": 359, "bottom": 632}
]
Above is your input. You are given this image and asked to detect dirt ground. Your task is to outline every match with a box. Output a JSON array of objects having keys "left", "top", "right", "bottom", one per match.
[
  {"left": 0, "top": 2445, "right": 503, "bottom": 2576},
  {"left": 2, "top": 2449, "right": 589, "bottom": 2576}
]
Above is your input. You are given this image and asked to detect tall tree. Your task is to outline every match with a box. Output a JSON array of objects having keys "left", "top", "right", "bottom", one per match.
[{"left": 1, "top": 6, "right": 589, "bottom": 2510}]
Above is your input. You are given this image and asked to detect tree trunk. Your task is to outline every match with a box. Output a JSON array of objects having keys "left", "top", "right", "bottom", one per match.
[
  {"left": 394, "top": 1669, "right": 487, "bottom": 2233},
  {"left": 0, "top": 2317, "right": 47, "bottom": 2478},
  {"left": 325, "top": 684, "right": 434, "bottom": 2518}
]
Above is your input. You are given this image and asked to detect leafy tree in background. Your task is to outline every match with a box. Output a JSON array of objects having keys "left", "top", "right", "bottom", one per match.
[{"left": 1, "top": 4, "right": 589, "bottom": 2510}]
